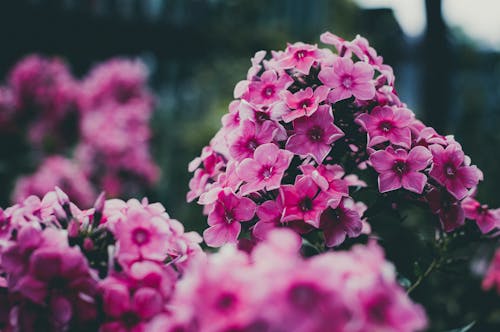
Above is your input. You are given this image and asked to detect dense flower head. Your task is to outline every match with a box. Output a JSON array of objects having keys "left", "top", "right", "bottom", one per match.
[
  {"left": 8, "top": 54, "right": 78, "bottom": 145},
  {"left": 188, "top": 31, "right": 497, "bottom": 248},
  {"left": 12, "top": 156, "right": 96, "bottom": 208},
  {"left": 0, "top": 189, "right": 202, "bottom": 331},
  {"left": 169, "top": 229, "right": 428, "bottom": 332}
]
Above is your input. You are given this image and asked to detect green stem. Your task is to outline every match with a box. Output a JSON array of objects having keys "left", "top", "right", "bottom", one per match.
[{"left": 407, "top": 258, "right": 438, "bottom": 294}]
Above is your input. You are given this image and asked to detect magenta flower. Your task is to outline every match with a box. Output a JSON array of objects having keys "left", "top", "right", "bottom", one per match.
[
  {"left": 318, "top": 56, "right": 375, "bottom": 103},
  {"left": 299, "top": 164, "right": 349, "bottom": 208},
  {"left": 253, "top": 199, "right": 284, "bottom": 240},
  {"left": 114, "top": 208, "right": 173, "bottom": 265},
  {"left": 203, "top": 189, "right": 256, "bottom": 247},
  {"left": 237, "top": 143, "right": 293, "bottom": 195},
  {"left": 429, "top": 143, "right": 483, "bottom": 200},
  {"left": 246, "top": 70, "right": 293, "bottom": 105},
  {"left": 356, "top": 105, "right": 414, "bottom": 148},
  {"left": 278, "top": 42, "right": 322, "bottom": 74},
  {"left": 281, "top": 86, "right": 329, "bottom": 123},
  {"left": 286, "top": 105, "right": 344, "bottom": 163},
  {"left": 319, "top": 198, "right": 363, "bottom": 247},
  {"left": 370, "top": 146, "right": 432, "bottom": 194},
  {"left": 228, "top": 119, "right": 277, "bottom": 161},
  {"left": 483, "top": 249, "right": 500, "bottom": 295},
  {"left": 426, "top": 187, "right": 465, "bottom": 232},
  {"left": 280, "top": 176, "right": 328, "bottom": 228},
  {"left": 462, "top": 197, "right": 500, "bottom": 234}
]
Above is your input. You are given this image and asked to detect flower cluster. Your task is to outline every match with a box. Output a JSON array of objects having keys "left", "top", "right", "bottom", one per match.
[
  {"left": 0, "top": 189, "right": 202, "bottom": 331},
  {"left": 188, "top": 32, "right": 499, "bottom": 247},
  {"left": 160, "top": 229, "right": 427, "bottom": 332},
  {"left": 3, "top": 56, "right": 160, "bottom": 205}
]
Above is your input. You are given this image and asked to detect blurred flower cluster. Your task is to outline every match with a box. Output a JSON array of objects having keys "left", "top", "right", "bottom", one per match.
[
  {"left": 188, "top": 32, "right": 500, "bottom": 248},
  {"left": 1, "top": 55, "right": 159, "bottom": 206},
  {"left": 0, "top": 189, "right": 202, "bottom": 331},
  {"left": 0, "top": 188, "right": 427, "bottom": 332}
]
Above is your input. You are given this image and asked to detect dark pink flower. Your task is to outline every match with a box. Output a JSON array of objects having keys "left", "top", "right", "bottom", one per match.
[
  {"left": 426, "top": 187, "right": 465, "bottom": 232},
  {"left": 253, "top": 200, "right": 283, "bottom": 240},
  {"left": 246, "top": 70, "right": 293, "bottom": 105},
  {"left": 229, "top": 120, "right": 277, "bottom": 161},
  {"left": 237, "top": 143, "right": 293, "bottom": 195},
  {"left": 356, "top": 105, "right": 414, "bottom": 148},
  {"left": 299, "top": 164, "right": 349, "bottom": 209},
  {"left": 370, "top": 146, "right": 432, "bottom": 194},
  {"left": 429, "top": 143, "right": 483, "bottom": 200},
  {"left": 319, "top": 198, "right": 363, "bottom": 247},
  {"left": 286, "top": 104, "right": 344, "bottom": 163},
  {"left": 203, "top": 189, "right": 256, "bottom": 247},
  {"left": 318, "top": 56, "right": 375, "bottom": 103},
  {"left": 483, "top": 249, "right": 500, "bottom": 295},
  {"left": 462, "top": 197, "right": 500, "bottom": 234},
  {"left": 280, "top": 176, "right": 328, "bottom": 228},
  {"left": 281, "top": 86, "right": 329, "bottom": 123}
]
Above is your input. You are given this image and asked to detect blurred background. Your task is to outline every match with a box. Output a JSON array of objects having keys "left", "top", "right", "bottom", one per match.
[{"left": 0, "top": 1, "right": 499, "bottom": 330}]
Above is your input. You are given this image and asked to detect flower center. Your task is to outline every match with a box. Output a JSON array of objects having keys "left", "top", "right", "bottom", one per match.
[
  {"left": 215, "top": 292, "right": 237, "bottom": 312},
  {"left": 263, "top": 85, "right": 275, "bottom": 98},
  {"left": 288, "top": 283, "right": 320, "bottom": 310},
  {"left": 255, "top": 111, "right": 270, "bottom": 123},
  {"left": 261, "top": 165, "right": 273, "bottom": 179},
  {"left": 445, "top": 164, "right": 456, "bottom": 178},
  {"left": 132, "top": 228, "right": 150, "bottom": 245},
  {"left": 299, "top": 197, "right": 313, "bottom": 212},
  {"left": 300, "top": 99, "right": 312, "bottom": 109},
  {"left": 247, "top": 139, "right": 258, "bottom": 151},
  {"left": 379, "top": 120, "right": 393, "bottom": 133},
  {"left": 342, "top": 76, "right": 353, "bottom": 89},
  {"left": 307, "top": 126, "right": 324, "bottom": 142},
  {"left": 295, "top": 50, "right": 307, "bottom": 60},
  {"left": 392, "top": 160, "right": 408, "bottom": 175},
  {"left": 224, "top": 210, "right": 235, "bottom": 224}
]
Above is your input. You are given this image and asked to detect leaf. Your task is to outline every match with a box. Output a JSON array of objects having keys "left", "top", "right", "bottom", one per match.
[{"left": 444, "top": 321, "right": 476, "bottom": 332}]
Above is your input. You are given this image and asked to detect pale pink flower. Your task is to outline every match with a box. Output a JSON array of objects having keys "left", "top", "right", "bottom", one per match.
[
  {"left": 253, "top": 199, "right": 283, "bottom": 240},
  {"left": 429, "top": 143, "right": 483, "bottom": 200},
  {"left": 278, "top": 42, "right": 322, "bottom": 74},
  {"left": 286, "top": 104, "right": 344, "bottom": 163},
  {"left": 281, "top": 86, "right": 329, "bottom": 122},
  {"left": 203, "top": 189, "right": 256, "bottom": 247},
  {"left": 237, "top": 143, "right": 293, "bottom": 195},
  {"left": 370, "top": 146, "right": 432, "bottom": 194},
  {"left": 356, "top": 105, "right": 414, "bottom": 148},
  {"left": 462, "top": 197, "right": 500, "bottom": 234},
  {"left": 318, "top": 56, "right": 375, "bottom": 103}
]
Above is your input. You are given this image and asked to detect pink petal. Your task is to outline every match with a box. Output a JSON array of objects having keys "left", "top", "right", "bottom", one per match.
[
  {"left": 237, "top": 158, "right": 262, "bottom": 182},
  {"left": 407, "top": 146, "right": 432, "bottom": 171},
  {"left": 253, "top": 143, "right": 279, "bottom": 166},
  {"left": 378, "top": 172, "right": 402, "bottom": 193},
  {"left": 328, "top": 87, "right": 352, "bottom": 103},
  {"left": 370, "top": 150, "right": 395, "bottom": 172},
  {"left": 203, "top": 223, "right": 241, "bottom": 247},
  {"left": 233, "top": 197, "right": 256, "bottom": 222},
  {"left": 402, "top": 172, "right": 427, "bottom": 194},
  {"left": 352, "top": 82, "right": 376, "bottom": 100}
]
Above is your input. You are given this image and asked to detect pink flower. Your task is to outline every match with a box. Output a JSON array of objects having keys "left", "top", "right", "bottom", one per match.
[
  {"left": 203, "top": 189, "right": 256, "bottom": 247},
  {"left": 429, "top": 143, "right": 483, "bottom": 200},
  {"left": 462, "top": 197, "right": 500, "bottom": 234},
  {"left": 114, "top": 208, "right": 173, "bottom": 265},
  {"left": 299, "top": 164, "right": 349, "bottom": 208},
  {"left": 253, "top": 199, "right": 283, "bottom": 240},
  {"left": 318, "top": 56, "right": 375, "bottom": 103},
  {"left": 286, "top": 104, "right": 344, "bottom": 163},
  {"left": 281, "top": 86, "right": 329, "bottom": 122},
  {"left": 280, "top": 176, "right": 328, "bottom": 228},
  {"left": 319, "top": 198, "right": 363, "bottom": 247},
  {"left": 228, "top": 120, "right": 277, "bottom": 161},
  {"left": 278, "top": 42, "right": 322, "bottom": 74},
  {"left": 356, "top": 105, "right": 414, "bottom": 148},
  {"left": 237, "top": 143, "right": 293, "bottom": 195},
  {"left": 370, "top": 146, "right": 432, "bottom": 194},
  {"left": 483, "top": 249, "right": 500, "bottom": 295},
  {"left": 246, "top": 70, "right": 293, "bottom": 105},
  {"left": 426, "top": 188, "right": 465, "bottom": 232}
]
